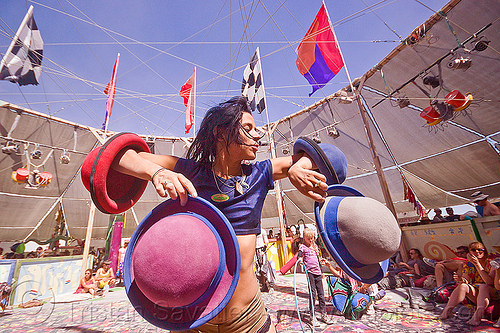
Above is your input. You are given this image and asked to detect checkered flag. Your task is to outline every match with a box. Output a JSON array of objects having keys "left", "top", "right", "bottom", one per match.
[
  {"left": 0, "top": 6, "right": 44, "bottom": 86},
  {"left": 242, "top": 47, "right": 266, "bottom": 113}
]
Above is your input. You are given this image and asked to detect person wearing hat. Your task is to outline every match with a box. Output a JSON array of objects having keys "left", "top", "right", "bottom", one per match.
[
  {"left": 432, "top": 208, "right": 446, "bottom": 223},
  {"left": 445, "top": 207, "right": 460, "bottom": 222},
  {"left": 111, "top": 96, "right": 335, "bottom": 332},
  {"left": 471, "top": 191, "right": 500, "bottom": 217}
]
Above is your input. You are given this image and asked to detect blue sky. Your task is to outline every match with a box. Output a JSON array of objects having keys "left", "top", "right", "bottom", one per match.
[{"left": 1, "top": 0, "right": 449, "bottom": 138}]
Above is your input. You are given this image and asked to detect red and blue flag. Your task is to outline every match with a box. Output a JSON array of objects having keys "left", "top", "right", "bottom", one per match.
[{"left": 296, "top": 3, "right": 344, "bottom": 96}]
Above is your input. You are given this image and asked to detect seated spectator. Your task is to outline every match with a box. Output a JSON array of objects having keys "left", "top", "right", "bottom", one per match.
[
  {"left": 492, "top": 259, "right": 500, "bottom": 328},
  {"left": 419, "top": 217, "right": 432, "bottom": 225},
  {"left": 445, "top": 207, "right": 460, "bottom": 222},
  {"left": 398, "top": 248, "right": 434, "bottom": 277},
  {"left": 75, "top": 269, "right": 97, "bottom": 297},
  {"left": 268, "top": 229, "right": 274, "bottom": 239},
  {"left": 95, "top": 261, "right": 116, "bottom": 290},
  {"left": 378, "top": 248, "right": 434, "bottom": 289},
  {"left": 322, "top": 258, "right": 383, "bottom": 317},
  {"left": 26, "top": 252, "right": 36, "bottom": 258},
  {"left": 471, "top": 191, "right": 500, "bottom": 217},
  {"left": 433, "top": 208, "right": 446, "bottom": 223},
  {"left": 36, "top": 246, "right": 44, "bottom": 258},
  {"left": 0, "top": 282, "right": 12, "bottom": 312},
  {"left": 434, "top": 245, "right": 469, "bottom": 286},
  {"left": 439, "top": 242, "right": 495, "bottom": 325},
  {"left": 389, "top": 251, "right": 403, "bottom": 268},
  {"left": 4, "top": 252, "right": 15, "bottom": 259}
]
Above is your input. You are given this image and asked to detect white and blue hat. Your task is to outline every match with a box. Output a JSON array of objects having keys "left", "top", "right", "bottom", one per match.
[
  {"left": 293, "top": 137, "right": 347, "bottom": 185},
  {"left": 315, "top": 185, "right": 400, "bottom": 284}
]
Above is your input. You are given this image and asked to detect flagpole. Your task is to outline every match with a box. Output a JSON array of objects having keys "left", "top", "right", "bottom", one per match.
[
  {"left": 193, "top": 67, "right": 197, "bottom": 137},
  {"left": 0, "top": 6, "right": 34, "bottom": 71},
  {"left": 324, "top": 4, "right": 397, "bottom": 217},
  {"left": 103, "top": 53, "right": 120, "bottom": 138},
  {"left": 256, "top": 47, "right": 289, "bottom": 263}
]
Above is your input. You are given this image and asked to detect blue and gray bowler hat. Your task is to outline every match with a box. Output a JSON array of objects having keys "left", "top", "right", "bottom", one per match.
[
  {"left": 315, "top": 185, "right": 401, "bottom": 284},
  {"left": 293, "top": 137, "right": 347, "bottom": 185}
]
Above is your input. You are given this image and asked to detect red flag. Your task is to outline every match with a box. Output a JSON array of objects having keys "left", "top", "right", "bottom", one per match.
[
  {"left": 296, "top": 3, "right": 344, "bottom": 96},
  {"left": 180, "top": 68, "right": 196, "bottom": 134},
  {"left": 102, "top": 53, "right": 120, "bottom": 131}
]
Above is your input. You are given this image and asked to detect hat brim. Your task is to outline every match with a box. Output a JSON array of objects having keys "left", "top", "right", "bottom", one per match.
[
  {"left": 315, "top": 185, "right": 389, "bottom": 284},
  {"left": 123, "top": 196, "right": 240, "bottom": 331},
  {"left": 470, "top": 194, "right": 489, "bottom": 203},
  {"left": 293, "top": 137, "right": 341, "bottom": 185},
  {"left": 453, "top": 94, "right": 473, "bottom": 112},
  {"left": 81, "top": 132, "right": 150, "bottom": 214}
]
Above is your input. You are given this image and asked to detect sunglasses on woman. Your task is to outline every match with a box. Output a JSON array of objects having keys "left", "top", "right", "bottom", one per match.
[
  {"left": 239, "top": 123, "right": 266, "bottom": 140},
  {"left": 471, "top": 248, "right": 485, "bottom": 253}
]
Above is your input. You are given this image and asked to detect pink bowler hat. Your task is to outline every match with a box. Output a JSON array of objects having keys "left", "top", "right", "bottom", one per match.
[
  {"left": 81, "top": 132, "right": 150, "bottom": 214},
  {"left": 315, "top": 185, "right": 401, "bottom": 284},
  {"left": 124, "top": 196, "right": 240, "bottom": 331}
]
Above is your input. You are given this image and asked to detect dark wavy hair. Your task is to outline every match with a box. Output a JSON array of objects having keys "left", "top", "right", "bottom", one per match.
[{"left": 187, "top": 96, "right": 252, "bottom": 167}]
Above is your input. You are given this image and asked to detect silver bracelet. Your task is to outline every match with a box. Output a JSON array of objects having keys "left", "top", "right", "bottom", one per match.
[{"left": 151, "top": 167, "right": 167, "bottom": 182}]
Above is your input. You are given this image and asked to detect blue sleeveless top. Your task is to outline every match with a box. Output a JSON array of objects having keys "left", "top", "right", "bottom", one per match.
[{"left": 174, "top": 158, "right": 274, "bottom": 235}]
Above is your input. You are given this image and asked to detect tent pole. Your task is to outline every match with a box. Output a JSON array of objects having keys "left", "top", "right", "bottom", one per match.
[
  {"left": 353, "top": 74, "right": 397, "bottom": 217},
  {"left": 130, "top": 207, "right": 140, "bottom": 226},
  {"left": 354, "top": 75, "right": 409, "bottom": 261},
  {"left": 338, "top": 35, "right": 396, "bottom": 216},
  {"left": 267, "top": 122, "right": 288, "bottom": 263},
  {"left": 80, "top": 201, "right": 96, "bottom": 279},
  {"left": 257, "top": 46, "right": 288, "bottom": 264},
  {"left": 23, "top": 197, "right": 62, "bottom": 242}
]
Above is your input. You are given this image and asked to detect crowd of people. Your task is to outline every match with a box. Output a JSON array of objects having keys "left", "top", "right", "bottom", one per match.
[
  {"left": 262, "top": 190, "right": 500, "bottom": 327},
  {"left": 434, "top": 192, "right": 500, "bottom": 222},
  {"left": 376, "top": 242, "right": 500, "bottom": 328},
  {"left": 0, "top": 245, "right": 83, "bottom": 260}
]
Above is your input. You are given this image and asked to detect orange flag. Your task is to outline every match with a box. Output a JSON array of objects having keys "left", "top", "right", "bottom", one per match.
[{"left": 180, "top": 68, "right": 196, "bottom": 134}]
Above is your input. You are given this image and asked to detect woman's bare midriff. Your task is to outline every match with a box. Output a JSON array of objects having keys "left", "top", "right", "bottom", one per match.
[{"left": 209, "top": 234, "right": 258, "bottom": 324}]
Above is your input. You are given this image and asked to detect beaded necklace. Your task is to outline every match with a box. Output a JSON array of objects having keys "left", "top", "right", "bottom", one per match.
[{"left": 211, "top": 167, "right": 248, "bottom": 202}]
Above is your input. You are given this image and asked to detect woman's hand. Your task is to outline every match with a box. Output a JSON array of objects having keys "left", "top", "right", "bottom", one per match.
[
  {"left": 467, "top": 253, "right": 480, "bottom": 268},
  {"left": 151, "top": 168, "right": 197, "bottom": 206},
  {"left": 287, "top": 156, "right": 328, "bottom": 202},
  {"left": 453, "top": 272, "right": 466, "bottom": 284}
]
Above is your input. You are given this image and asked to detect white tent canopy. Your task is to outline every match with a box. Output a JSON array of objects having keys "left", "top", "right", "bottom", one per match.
[{"left": 1, "top": 0, "right": 499, "bottom": 240}]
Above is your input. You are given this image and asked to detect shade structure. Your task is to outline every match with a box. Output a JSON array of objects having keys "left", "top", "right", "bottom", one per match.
[{"left": 0, "top": 0, "right": 499, "bottom": 240}]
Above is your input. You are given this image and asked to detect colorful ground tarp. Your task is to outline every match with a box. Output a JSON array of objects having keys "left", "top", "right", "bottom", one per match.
[{"left": 1, "top": 275, "right": 498, "bottom": 332}]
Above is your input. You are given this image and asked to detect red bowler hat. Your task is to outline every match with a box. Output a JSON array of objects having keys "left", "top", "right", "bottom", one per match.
[
  {"left": 124, "top": 196, "right": 240, "bottom": 331},
  {"left": 420, "top": 106, "right": 442, "bottom": 126},
  {"left": 81, "top": 132, "right": 150, "bottom": 214},
  {"left": 445, "top": 90, "right": 473, "bottom": 112}
]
